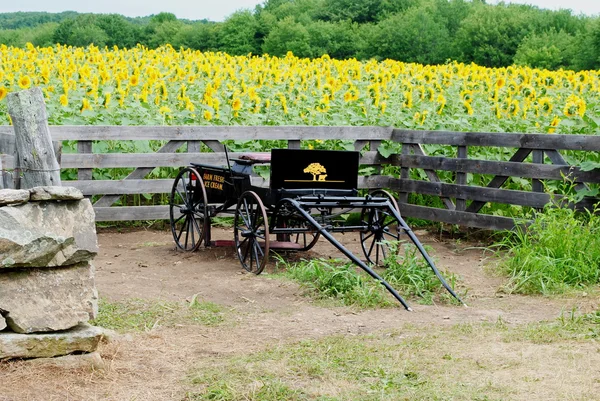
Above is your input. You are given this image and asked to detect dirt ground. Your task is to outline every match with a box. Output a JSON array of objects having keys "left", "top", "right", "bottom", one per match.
[{"left": 1, "top": 227, "right": 599, "bottom": 401}]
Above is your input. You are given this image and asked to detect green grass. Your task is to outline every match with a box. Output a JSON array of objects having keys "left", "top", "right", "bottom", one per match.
[
  {"left": 276, "top": 256, "right": 394, "bottom": 308},
  {"left": 502, "top": 309, "right": 600, "bottom": 343},
  {"left": 381, "top": 242, "right": 462, "bottom": 305},
  {"left": 184, "top": 311, "right": 600, "bottom": 401},
  {"left": 274, "top": 244, "right": 461, "bottom": 308},
  {"left": 91, "top": 297, "right": 226, "bottom": 332},
  {"left": 494, "top": 203, "right": 600, "bottom": 295}
]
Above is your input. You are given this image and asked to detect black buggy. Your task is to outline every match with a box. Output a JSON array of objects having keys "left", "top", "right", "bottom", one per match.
[{"left": 169, "top": 148, "right": 462, "bottom": 310}]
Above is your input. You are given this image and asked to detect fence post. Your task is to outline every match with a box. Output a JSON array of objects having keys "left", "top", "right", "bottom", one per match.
[{"left": 6, "top": 87, "right": 61, "bottom": 188}]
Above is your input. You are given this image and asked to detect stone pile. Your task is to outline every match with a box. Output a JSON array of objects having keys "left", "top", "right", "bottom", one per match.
[{"left": 0, "top": 187, "right": 105, "bottom": 360}]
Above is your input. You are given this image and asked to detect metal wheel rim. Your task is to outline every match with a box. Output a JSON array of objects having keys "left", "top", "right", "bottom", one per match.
[
  {"left": 234, "top": 191, "right": 270, "bottom": 274},
  {"left": 170, "top": 167, "right": 207, "bottom": 251},
  {"left": 359, "top": 189, "right": 401, "bottom": 266}
]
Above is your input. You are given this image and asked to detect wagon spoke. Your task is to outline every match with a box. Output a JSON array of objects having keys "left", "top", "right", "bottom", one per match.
[
  {"left": 173, "top": 213, "right": 185, "bottom": 225},
  {"left": 242, "top": 238, "right": 251, "bottom": 262},
  {"left": 184, "top": 215, "right": 191, "bottom": 249}
]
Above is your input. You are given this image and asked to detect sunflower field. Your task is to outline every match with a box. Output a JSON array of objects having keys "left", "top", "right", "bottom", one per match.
[
  {"left": 0, "top": 43, "right": 598, "bottom": 213},
  {"left": 0, "top": 43, "right": 598, "bottom": 135}
]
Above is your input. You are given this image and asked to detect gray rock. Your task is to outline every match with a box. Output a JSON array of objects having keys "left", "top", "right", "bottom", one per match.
[
  {"left": 0, "top": 323, "right": 104, "bottom": 360},
  {"left": 0, "top": 262, "right": 98, "bottom": 333},
  {"left": 29, "top": 186, "right": 84, "bottom": 201},
  {"left": 0, "top": 199, "right": 98, "bottom": 268},
  {"left": 0, "top": 189, "right": 29, "bottom": 206},
  {"left": 28, "top": 351, "right": 105, "bottom": 370}
]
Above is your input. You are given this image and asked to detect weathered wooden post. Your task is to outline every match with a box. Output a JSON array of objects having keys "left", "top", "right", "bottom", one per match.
[{"left": 6, "top": 87, "right": 61, "bottom": 188}]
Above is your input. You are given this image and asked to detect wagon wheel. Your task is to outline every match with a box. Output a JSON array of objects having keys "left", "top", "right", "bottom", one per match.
[
  {"left": 275, "top": 199, "right": 320, "bottom": 251},
  {"left": 359, "top": 189, "right": 402, "bottom": 266},
  {"left": 234, "top": 191, "right": 270, "bottom": 274},
  {"left": 170, "top": 167, "right": 208, "bottom": 251}
]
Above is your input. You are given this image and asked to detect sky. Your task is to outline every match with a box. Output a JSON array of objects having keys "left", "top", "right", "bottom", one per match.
[{"left": 0, "top": 0, "right": 598, "bottom": 22}]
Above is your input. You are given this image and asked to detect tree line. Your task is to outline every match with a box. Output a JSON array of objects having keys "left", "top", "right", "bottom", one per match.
[{"left": 1, "top": 0, "right": 599, "bottom": 71}]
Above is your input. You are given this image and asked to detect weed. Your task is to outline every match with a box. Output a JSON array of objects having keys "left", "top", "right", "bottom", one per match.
[
  {"left": 91, "top": 298, "right": 226, "bottom": 332},
  {"left": 494, "top": 202, "right": 600, "bottom": 295},
  {"left": 274, "top": 244, "right": 461, "bottom": 308},
  {"left": 381, "top": 242, "right": 461, "bottom": 304},
  {"left": 185, "top": 333, "right": 508, "bottom": 400},
  {"left": 502, "top": 308, "right": 600, "bottom": 343},
  {"left": 275, "top": 256, "right": 392, "bottom": 308}
]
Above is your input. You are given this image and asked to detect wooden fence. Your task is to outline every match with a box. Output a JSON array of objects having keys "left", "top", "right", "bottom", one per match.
[{"left": 1, "top": 126, "right": 599, "bottom": 230}]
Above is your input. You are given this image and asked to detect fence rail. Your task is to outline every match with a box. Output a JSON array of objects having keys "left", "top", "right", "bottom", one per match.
[{"left": 1, "top": 125, "right": 598, "bottom": 230}]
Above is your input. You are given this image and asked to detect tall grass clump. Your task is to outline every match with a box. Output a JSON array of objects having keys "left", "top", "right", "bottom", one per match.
[
  {"left": 276, "top": 244, "right": 460, "bottom": 307},
  {"left": 382, "top": 242, "right": 460, "bottom": 304},
  {"left": 496, "top": 203, "right": 600, "bottom": 294},
  {"left": 277, "top": 257, "right": 392, "bottom": 308}
]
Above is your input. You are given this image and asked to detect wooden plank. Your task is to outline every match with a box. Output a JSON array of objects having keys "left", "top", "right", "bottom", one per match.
[
  {"left": 369, "top": 140, "right": 382, "bottom": 152},
  {"left": 93, "top": 140, "right": 186, "bottom": 207},
  {"left": 398, "top": 203, "right": 517, "bottom": 231},
  {"left": 35, "top": 125, "right": 395, "bottom": 141},
  {"left": 0, "top": 155, "right": 4, "bottom": 189},
  {"left": 77, "top": 141, "right": 93, "bottom": 181},
  {"left": 391, "top": 178, "right": 554, "bottom": 208},
  {"left": 358, "top": 175, "right": 395, "bottom": 189},
  {"left": 67, "top": 179, "right": 174, "bottom": 195},
  {"left": 532, "top": 150, "right": 544, "bottom": 195},
  {"left": 544, "top": 149, "right": 589, "bottom": 192},
  {"left": 393, "top": 129, "right": 600, "bottom": 151},
  {"left": 411, "top": 144, "right": 455, "bottom": 210},
  {"left": 202, "top": 140, "right": 225, "bottom": 152},
  {"left": 456, "top": 145, "right": 468, "bottom": 211},
  {"left": 93, "top": 205, "right": 172, "bottom": 221},
  {"left": 466, "top": 148, "right": 532, "bottom": 213},
  {"left": 62, "top": 150, "right": 389, "bottom": 169},
  {"left": 69, "top": 175, "right": 393, "bottom": 196},
  {"left": 398, "top": 144, "right": 410, "bottom": 203},
  {"left": 354, "top": 140, "right": 369, "bottom": 151},
  {"left": 7, "top": 87, "right": 61, "bottom": 188},
  {"left": 187, "top": 140, "right": 201, "bottom": 153},
  {"left": 0, "top": 132, "right": 15, "bottom": 155},
  {"left": 393, "top": 154, "right": 599, "bottom": 182},
  {"left": 287, "top": 140, "right": 301, "bottom": 149},
  {"left": 0, "top": 154, "right": 14, "bottom": 169},
  {"left": 93, "top": 200, "right": 521, "bottom": 229}
]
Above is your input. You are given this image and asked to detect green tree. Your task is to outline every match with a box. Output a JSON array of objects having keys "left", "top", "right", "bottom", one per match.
[
  {"left": 218, "top": 10, "right": 260, "bottom": 55},
  {"left": 321, "top": 0, "right": 384, "bottom": 23},
  {"left": 514, "top": 29, "right": 576, "bottom": 70},
  {"left": 23, "top": 23, "right": 58, "bottom": 47},
  {"left": 305, "top": 20, "right": 361, "bottom": 59},
  {"left": 262, "top": 16, "right": 312, "bottom": 57},
  {"left": 53, "top": 15, "right": 109, "bottom": 47},
  {"left": 570, "top": 18, "right": 600, "bottom": 70},
  {"left": 140, "top": 13, "right": 184, "bottom": 47},
  {"left": 258, "top": 0, "right": 324, "bottom": 22},
  {"left": 454, "top": 3, "right": 536, "bottom": 67},
  {"left": 173, "top": 22, "right": 221, "bottom": 51},
  {"left": 366, "top": 3, "right": 451, "bottom": 64},
  {"left": 96, "top": 14, "right": 139, "bottom": 48}
]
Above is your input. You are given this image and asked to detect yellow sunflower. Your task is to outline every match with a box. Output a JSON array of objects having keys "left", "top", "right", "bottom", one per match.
[
  {"left": 18, "top": 75, "right": 32, "bottom": 89},
  {"left": 0, "top": 86, "right": 8, "bottom": 101},
  {"left": 130, "top": 75, "right": 140, "bottom": 86},
  {"left": 231, "top": 97, "right": 242, "bottom": 111}
]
